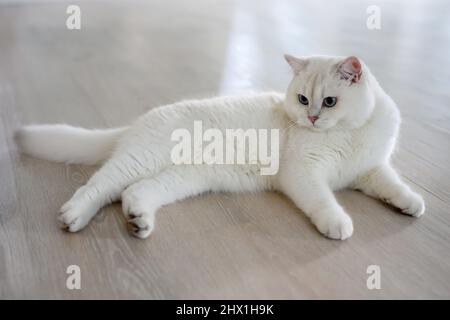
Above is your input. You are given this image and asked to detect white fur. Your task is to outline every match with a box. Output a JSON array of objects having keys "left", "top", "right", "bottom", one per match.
[
  {"left": 16, "top": 125, "right": 128, "bottom": 165},
  {"left": 16, "top": 55, "right": 425, "bottom": 240}
]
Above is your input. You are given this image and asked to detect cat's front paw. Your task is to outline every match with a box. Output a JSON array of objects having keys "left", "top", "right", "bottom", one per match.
[
  {"left": 393, "top": 191, "right": 425, "bottom": 217},
  {"left": 312, "top": 212, "right": 354, "bottom": 240},
  {"left": 122, "top": 187, "right": 155, "bottom": 239}
]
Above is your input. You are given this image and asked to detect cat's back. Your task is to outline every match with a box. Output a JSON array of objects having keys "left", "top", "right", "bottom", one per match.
[
  {"left": 142, "top": 92, "right": 287, "bottom": 130},
  {"left": 173, "top": 91, "right": 284, "bottom": 118}
]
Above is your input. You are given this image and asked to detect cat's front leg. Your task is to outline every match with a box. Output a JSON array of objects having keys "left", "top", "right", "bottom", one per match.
[
  {"left": 279, "top": 173, "right": 353, "bottom": 240},
  {"left": 353, "top": 164, "right": 425, "bottom": 217}
]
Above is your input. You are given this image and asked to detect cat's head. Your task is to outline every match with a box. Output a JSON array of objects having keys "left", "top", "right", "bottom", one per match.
[{"left": 283, "top": 55, "right": 375, "bottom": 131}]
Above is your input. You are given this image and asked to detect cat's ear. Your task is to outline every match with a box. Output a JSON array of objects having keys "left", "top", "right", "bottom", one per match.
[
  {"left": 338, "top": 56, "right": 362, "bottom": 83},
  {"left": 284, "top": 54, "right": 307, "bottom": 74}
]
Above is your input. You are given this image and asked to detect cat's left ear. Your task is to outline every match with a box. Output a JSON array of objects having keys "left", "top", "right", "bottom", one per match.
[
  {"left": 338, "top": 56, "right": 362, "bottom": 83},
  {"left": 284, "top": 54, "right": 307, "bottom": 75}
]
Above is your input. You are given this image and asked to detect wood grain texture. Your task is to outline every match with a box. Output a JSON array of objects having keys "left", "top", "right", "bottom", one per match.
[{"left": 0, "top": 0, "right": 449, "bottom": 299}]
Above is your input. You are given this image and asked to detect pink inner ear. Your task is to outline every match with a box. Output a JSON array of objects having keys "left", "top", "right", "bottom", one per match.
[
  {"left": 339, "top": 56, "right": 362, "bottom": 82},
  {"left": 349, "top": 57, "right": 361, "bottom": 73}
]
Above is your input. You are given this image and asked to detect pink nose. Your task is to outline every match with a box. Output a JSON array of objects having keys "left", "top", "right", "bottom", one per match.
[{"left": 308, "top": 116, "right": 319, "bottom": 124}]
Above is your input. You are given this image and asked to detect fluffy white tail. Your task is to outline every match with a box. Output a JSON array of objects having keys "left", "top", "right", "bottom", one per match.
[{"left": 15, "top": 124, "right": 128, "bottom": 165}]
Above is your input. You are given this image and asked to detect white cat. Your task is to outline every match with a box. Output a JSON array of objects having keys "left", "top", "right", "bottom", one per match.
[{"left": 16, "top": 55, "right": 425, "bottom": 240}]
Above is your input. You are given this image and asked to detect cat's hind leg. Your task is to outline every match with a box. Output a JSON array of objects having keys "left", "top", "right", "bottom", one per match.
[
  {"left": 353, "top": 164, "right": 425, "bottom": 217},
  {"left": 121, "top": 166, "right": 212, "bottom": 239},
  {"left": 59, "top": 150, "right": 168, "bottom": 232},
  {"left": 59, "top": 157, "right": 139, "bottom": 232},
  {"left": 58, "top": 114, "right": 178, "bottom": 232}
]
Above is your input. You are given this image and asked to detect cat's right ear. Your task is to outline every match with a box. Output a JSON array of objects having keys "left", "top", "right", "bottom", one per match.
[
  {"left": 338, "top": 56, "right": 362, "bottom": 83},
  {"left": 284, "top": 54, "right": 306, "bottom": 75}
]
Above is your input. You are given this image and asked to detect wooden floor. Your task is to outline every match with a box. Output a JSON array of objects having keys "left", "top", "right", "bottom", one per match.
[{"left": 1, "top": 0, "right": 450, "bottom": 299}]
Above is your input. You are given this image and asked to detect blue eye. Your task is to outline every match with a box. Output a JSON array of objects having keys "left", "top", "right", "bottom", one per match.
[
  {"left": 323, "top": 97, "right": 337, "bottom": 107},
  {"left": 298, "top": 94, "right": 309, "bottom": 106}
]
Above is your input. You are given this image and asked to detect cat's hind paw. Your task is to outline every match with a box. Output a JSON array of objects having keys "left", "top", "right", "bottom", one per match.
[
  {"left": 312, "top": 212, "right": 354, "bottom": 240},
  {"left": 121, "top": 187, "right": 155, "bottom": 239},
  {"left": 127, "top": 217, "right": 153, "bottom": 239},
  {"left": 58, "top": 198, "right": 96, "bottom": 232}
]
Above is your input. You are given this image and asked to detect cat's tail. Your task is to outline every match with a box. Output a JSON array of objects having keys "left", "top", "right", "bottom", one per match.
[{"left": 15, "top": 124, "right": 129, "bottom": 165}]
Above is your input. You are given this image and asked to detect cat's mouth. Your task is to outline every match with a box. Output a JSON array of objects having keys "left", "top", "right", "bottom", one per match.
[
  {"left": 293, "top": 116, "right": 329, "bottom": 131},
  {"left": 309, "top": 124, "right": 323, "bottom": 131},
  {"left": 307, "top": 121, "right": 329, "bottom": 132}
]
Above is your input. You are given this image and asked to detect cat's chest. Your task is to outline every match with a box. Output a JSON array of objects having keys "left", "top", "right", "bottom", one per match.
[
  {"left": 282, "top": 123, "right": 393, "bottom": 179},
  {"left": 285, "top": 129, "right": 354, "bottom": 164}
]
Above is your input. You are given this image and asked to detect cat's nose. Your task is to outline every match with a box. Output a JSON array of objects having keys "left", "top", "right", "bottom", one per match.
[{"left": 308, "top": 116, "right": 319, "bottom": 124}]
